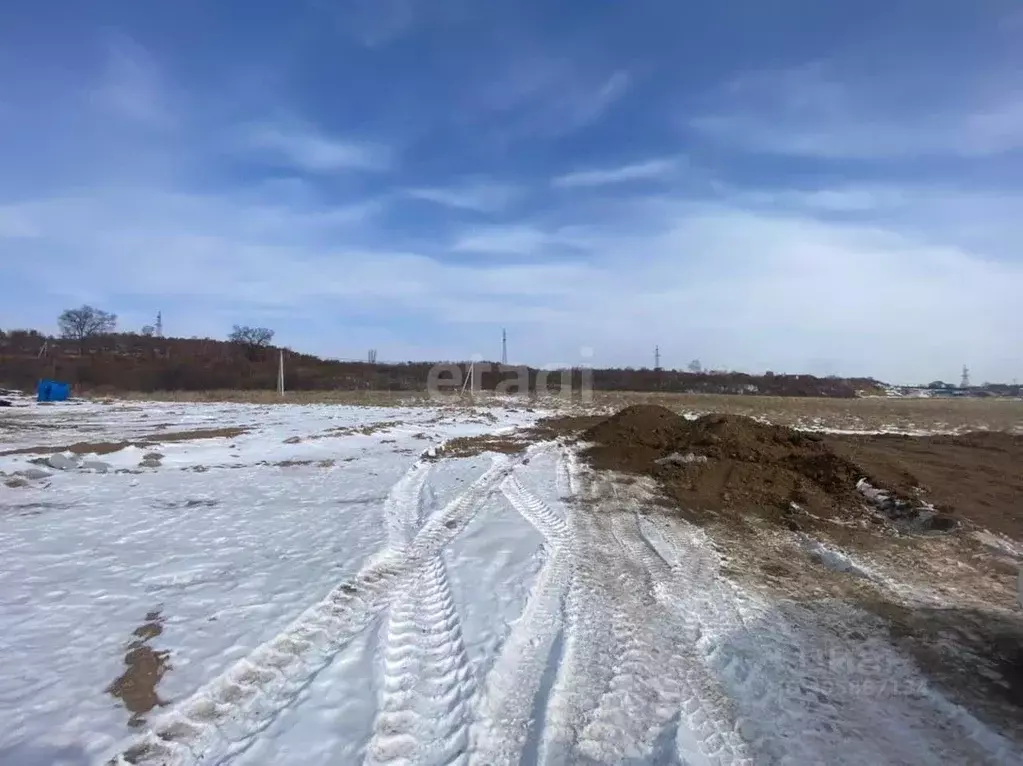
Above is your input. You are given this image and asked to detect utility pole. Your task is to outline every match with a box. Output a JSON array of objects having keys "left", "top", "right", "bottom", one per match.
[{"left": 277, "top": 349, "right": 285, "bottom": 396}]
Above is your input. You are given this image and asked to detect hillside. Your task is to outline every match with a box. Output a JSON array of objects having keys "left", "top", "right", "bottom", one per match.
[{"left": 0, "top": 330, "right": 885, "bottom": 397}]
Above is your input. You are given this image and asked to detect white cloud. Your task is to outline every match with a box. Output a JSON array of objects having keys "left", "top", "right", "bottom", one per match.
[
  {"left": 692, "top": 64, "right": 1023, "bottom": 158},
  {"left": 92, "top": 34, "right": 173, "bottom": 128},
  {"left": 405, "top": 181, "right": 519, "bottom": 212},
  {"left": 5, "top": 180, "right": 1022, "bottom": 383},
  {"left": 242, "top": 121, "right": 391, "bottom": 172},
  {"left": 552, "top": 158, "right": 680, "bottom": 188}
]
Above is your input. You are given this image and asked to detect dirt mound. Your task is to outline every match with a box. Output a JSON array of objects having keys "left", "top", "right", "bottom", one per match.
[{"left": 582, "top": 405, "right": 953, "bottom": 529}]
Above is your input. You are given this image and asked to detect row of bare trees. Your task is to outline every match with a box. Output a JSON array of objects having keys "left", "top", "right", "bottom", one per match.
[{"left": 53, "top": 305, "right": 274, "bottom": 358}]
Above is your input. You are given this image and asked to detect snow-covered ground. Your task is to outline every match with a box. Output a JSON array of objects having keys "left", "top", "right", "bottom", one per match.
[{"left": 0, "top": 400, "right": 1018, "bottom": 765}]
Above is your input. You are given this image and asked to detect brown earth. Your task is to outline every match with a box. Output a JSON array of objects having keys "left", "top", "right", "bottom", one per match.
[
  {"left": 577, "top": 405, "right": 1014, "bottom": 534},
  {"left": 582, "top": 406, "right": 872, "bottom": 525},
  {"left": 0, "top": 427, "right": 248, "bottom": 457},
  {"left": 825, "top": 431, "right": 1023, "bottom": 540},
  {"left": 106, "top": 610, "right": 171, "bottom": 728},
  {"left": 591, "top": 391, "right": 1023, "bottom": 433}
]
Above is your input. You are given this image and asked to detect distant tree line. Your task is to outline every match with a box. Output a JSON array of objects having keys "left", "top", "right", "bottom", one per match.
[{"left": 0, "top": 305, "right": 892, "bottom": 397}]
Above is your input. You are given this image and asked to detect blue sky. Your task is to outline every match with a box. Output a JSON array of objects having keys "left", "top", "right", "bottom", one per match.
[{"left": 1, "top": 1, "right": 1021, "bottom": 384}]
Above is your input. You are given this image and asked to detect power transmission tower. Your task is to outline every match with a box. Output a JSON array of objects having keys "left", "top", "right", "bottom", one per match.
[
  {"left": 155, "top": 311, "right": 163, "bottom": 338},
  {"left": 502, "top": 328, "right": 507, "bottom": 365},
  {"left": 654, "top": 345, "right": 661, "bottom": 371},
  {"left": 960, "top": 365, "right": 970, "bottom": 389}
]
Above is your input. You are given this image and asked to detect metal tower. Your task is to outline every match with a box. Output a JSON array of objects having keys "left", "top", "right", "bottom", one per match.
[
  {"left": 654, "top": 345, "right": 661, "bottom": 370},
  {"left": 155, "top": 311, "right": 163, "bottom": 338},
  {"left": 502, "top": 328, "right": 507, "bottom": 365},
  {"left": 960, "top": 365, "right": 970, "bottom": 389}
]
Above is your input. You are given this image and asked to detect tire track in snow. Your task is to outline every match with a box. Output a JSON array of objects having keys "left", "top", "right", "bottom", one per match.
[
  {"left": 573, "top": 476, "right": 750, "bottom": 764},
  {"left": 383, "top": 460, "right": 433, "bottom": 548},
  {"left": 468, "top": 474, "right": 573, "bottom": 766},
  {"left": 623, "top": 511, "right": 753, "bottom": 764},
  {"left": 108, "top": 455, "right": 520, "bottom": 766},
  {"left": 537, "top": 448, "right": 618, "bottom": 765},
  {"left": 366, "top": 555, "right": 474, "bottom": 766}
]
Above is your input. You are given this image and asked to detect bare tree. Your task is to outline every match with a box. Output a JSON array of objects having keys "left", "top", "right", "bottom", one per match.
[
  {"left": 58, "top": 305, "right": 117, "bottom": 354},
  {"left": 229, "top": 325, "right": 275, "bottom": 360},
  {"left": 687, "top": 359, "right": 702, "bottom": 373},
  {"left": 140, "top": 325, "right": 156, "bottom": 337}
]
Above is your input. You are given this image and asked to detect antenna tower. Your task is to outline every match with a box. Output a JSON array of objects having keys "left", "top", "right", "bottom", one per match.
[
  {"left": 960, "top": 365, "right": 970, "bottom": 389},
  {"left": 155, "top": 311, "right": 163, "bottom": 338},
  {"left": 502, "top": 328, "right": 508, "bottom": 365},
  {"left": 654, "top": 345, "right": 661, "bottom": 371}
]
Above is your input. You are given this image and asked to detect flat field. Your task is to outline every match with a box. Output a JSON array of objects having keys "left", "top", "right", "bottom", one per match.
[{"left": 0, "top": 394, "right": 1020, "bottom": 765}]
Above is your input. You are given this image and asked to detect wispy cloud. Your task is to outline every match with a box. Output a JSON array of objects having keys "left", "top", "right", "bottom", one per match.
[
  {"left": 405, "top": 181, "right": 519, "bottom": 212},
  {"left": 242, "top": 121, "right": 392, "bottom": 173},
  {"left": 692, "top": 63, "right": 1023, "bottom": 158},
  {"left": 552, "top": 157, "right": 680, "bottom": 188},
  {"left": 479, "top": 59, "right": 632, "bottom": 137},
  {"left": 571, "top": 70, "right": 631, "bottom": 128},
  {"left": 91, "top": 34, "right": 172, "bottom": 128},
  {"left": 451, "top": 224, "right": 589, "bottom": 255}
]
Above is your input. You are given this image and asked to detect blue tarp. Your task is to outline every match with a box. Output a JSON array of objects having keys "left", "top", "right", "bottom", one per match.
[{"left": 37, "top": 379, "right": 70, "bottom": 402}]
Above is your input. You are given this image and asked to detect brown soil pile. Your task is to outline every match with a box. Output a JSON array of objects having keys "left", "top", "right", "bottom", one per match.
[{"left": 582, "top": 405, "right": 945, "bottom": 528}]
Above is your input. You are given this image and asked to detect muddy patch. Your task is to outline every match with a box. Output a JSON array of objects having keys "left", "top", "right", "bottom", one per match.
[
  {"left": 142, "top": 426, "right": 248, "bottom": 443},
  {"left": 152, "top": 498, "right": 219, "bottom": 510},
  {"left": 438, "top": 434, "right": 528, "bottom": 458},
  {"left": 310, "top": 421, "right": 400, "bottom": 440},
  {"left": 0, "top": 427, "right": 249, "bottom": 457},
  {"left": 0, "top": 500, "right": 71, "bottom": 517},
  {"left": 106, "top": 610, "right": 171, "bottom": 728},
  {"left": 2, "top": 440, "right": 143, "bottom": 457}
]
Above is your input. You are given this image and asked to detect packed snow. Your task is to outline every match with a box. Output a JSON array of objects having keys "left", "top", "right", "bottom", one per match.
[{"left": 0, "top": 400, "right": 1018, "bottom": 765}]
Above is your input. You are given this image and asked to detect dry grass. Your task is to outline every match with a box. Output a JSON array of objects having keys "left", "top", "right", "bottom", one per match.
[
  {"left": 110, "top": 389, "right": 431, "bottom": 406},
  {"left": 437, "top": 434, "right": 529, "bottom": 458}
]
